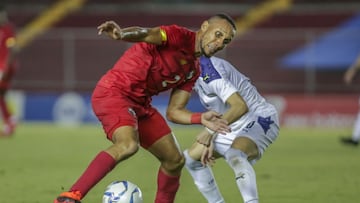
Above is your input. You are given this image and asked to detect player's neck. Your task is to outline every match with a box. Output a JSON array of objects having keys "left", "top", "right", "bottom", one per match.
[{"left": 194, "top": 31, "right": 202, "bottom": 57}]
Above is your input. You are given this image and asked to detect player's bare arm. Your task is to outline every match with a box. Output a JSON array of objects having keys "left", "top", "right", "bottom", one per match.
[
  {"left": 199, "top": 92, "right": 248, "bottom": 140},
  {"left": 187, "top": 129, "right": 217, "bottom": 166},
  {"left": 344, "top": 55, "right": 360, "bottom": 85},
  {"left": 166, "top": 88, "right": 192, "bottom": 123},
  {"left": 222, "top": 92, "right": 249, "bottom": 124},
  {"left": 195, "top": 92, "right": 248, "bottom": 165},
  {"left": 97, "top": 21, "right": 163, "bottom": 45},
  {"left": 166, "top": 88, "right": 230, "bottom": 133}
]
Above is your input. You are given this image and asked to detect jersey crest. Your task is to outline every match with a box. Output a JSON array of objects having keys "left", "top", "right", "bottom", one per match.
[{"left": 199, "top": 56, "right": 221, "bottom": 84}]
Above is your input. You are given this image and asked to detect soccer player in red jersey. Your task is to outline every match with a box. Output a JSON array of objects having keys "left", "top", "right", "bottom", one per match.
[
  {"left": 54, "top": 13, "right": 236, "bottom": 203},
  {"left": 0, "top": 5, "right": 18, "bottom": 137}
]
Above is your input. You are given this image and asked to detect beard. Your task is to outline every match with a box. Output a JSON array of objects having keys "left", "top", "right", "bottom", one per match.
[{"left": 200, "top": 41, "right": 211, "bottom": 58}]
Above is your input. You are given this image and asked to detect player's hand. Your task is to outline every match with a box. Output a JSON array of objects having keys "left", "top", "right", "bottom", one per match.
[
  {"left": 200, "top": 141, "right": 215, "bottom": 166},
  {"left": 97, "top": 21, "right": 122, "bottom": 40},
  {"left": 201, "top": 111, "right": 230, "bottom": 135},
  {"left": 196, "top": 129, "right": 213, "bottom": 148}
]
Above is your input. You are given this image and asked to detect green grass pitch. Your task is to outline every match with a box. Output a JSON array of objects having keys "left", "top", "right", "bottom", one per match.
[{"left": 0, "top": 123, "right": 359, "bottom": 203}]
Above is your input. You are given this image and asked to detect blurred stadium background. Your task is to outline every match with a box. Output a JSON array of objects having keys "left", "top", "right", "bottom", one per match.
[{"left": 3, "top": 0, "right": 360, "bottom": 128}]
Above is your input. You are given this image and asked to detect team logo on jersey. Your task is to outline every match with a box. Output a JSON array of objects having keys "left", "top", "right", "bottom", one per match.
[
  {"left": 203, "top": 73, "right": 210, "bottom": 81},
  {"left": 179, "top": 59, "right": 188, "bottom": 65}
]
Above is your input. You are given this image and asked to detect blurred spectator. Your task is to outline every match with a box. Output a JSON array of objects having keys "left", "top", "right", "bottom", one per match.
[
  {"left": 0, "top": 4, "right": 18, "bottom": 136},
  {"left": 341, "top": 54, "right": 360, "bottom": 146}
]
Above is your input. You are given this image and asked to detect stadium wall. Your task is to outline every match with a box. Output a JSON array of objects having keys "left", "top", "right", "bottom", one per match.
[
  {"left": 8, "top": 90, "right": 358, "bottom": 128},
  {"left": 8, "top": 7, "right": 360, "bottom": 94},
  {"left": 5, "top": 2, "right": 360, "bottom": 129}
]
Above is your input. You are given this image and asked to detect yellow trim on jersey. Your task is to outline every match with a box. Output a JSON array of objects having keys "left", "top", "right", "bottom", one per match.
[
  {"left": 160, "top": 29, "right": 167, "bottom": 42},
  {"left": 6, "top": 37, "right": 16, "bottom": 48}
]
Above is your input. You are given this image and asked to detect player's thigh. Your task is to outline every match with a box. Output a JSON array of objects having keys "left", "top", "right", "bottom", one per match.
[
  {"left": 232, "top": 115, "right": 279, "bottom": 161},
  {"left": 107, "top": 125, "right": 140, "bottom": 161},
  {"left": 147, "top": 133, "right": 182, "bottom": 163},
  {"left": 112, "top": 125, "right": 140, "bottom": 146},
  {"left": 231, "top": 137, "right": 259, "bottom": 160},
  {"left": 137, "top": 108, "right": 172, "bottom": 149},
  {"left": 147, "top": 133, "right": 185, "bottom": 174},
  {"left": 92, "top": 86, "right": 139, "bottom": 141}
]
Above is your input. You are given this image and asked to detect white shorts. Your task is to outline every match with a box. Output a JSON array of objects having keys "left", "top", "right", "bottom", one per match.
[{"left": 213, "top": 113, "right": 279, "bottom": 163}]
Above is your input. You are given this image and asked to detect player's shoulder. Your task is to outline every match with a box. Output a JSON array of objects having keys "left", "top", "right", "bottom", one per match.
[
  {"left": 209, "top": 56, "right": 228, "bottom": 67},
  {"left": 211, "top": 56, "right": 236, "bottom": 69},
  {"left": 201, "top": 56, "right": 231, "bottom": 73},
  {"left": 160, "top": 24, "right": 195, "bottom": 47},
  {"left": 160, "top": 24, "right": 193, "bottom": 34},
  {"left": 199, "top": 56, "right": 224, "bottom": 84}
]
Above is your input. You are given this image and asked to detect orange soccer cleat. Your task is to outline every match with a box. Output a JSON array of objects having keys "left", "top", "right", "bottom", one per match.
[{"left": 54, "top": 191, "right": 82, "bottom": 203}]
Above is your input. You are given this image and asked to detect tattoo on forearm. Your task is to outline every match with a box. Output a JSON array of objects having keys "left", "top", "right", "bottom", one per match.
[{"left": 119, "top": 27, "right": 149, "bottom": 40}]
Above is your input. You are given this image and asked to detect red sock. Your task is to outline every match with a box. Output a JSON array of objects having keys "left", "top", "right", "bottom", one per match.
[
  {"left": 155, "top": 169, "right": 180, "bottom": 203},
  {"left": 70, "top": 151, "right": 116, "bottom": 198},
  {"left": 0, "top": 96, "right": 11, "bottom": 123}
]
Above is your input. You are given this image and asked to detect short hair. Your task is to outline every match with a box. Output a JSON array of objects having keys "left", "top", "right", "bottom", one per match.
[{"left": 210, "top": 13, "right": 237, "bottom": 31}]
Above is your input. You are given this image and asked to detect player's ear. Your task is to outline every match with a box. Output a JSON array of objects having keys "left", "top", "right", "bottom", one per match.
[{"left": 201, "top": 21, "right": 209, "bottom": 31}]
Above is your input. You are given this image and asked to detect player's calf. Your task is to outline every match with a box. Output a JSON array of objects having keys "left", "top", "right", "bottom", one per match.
[
  {"left": 184, "top": 150, "right": 225, "bottom": 203},
  {"left": 224, "top": 148, "right": 259, "bottom": 203}
]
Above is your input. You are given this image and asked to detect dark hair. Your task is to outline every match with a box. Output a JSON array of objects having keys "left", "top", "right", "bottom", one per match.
[{"left": 212, "top": 13, "right": 237, "bottom": 31}]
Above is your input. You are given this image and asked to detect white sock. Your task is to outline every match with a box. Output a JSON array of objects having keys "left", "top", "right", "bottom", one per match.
[
  {"left": 184, "top": 150, "right": 225, "bottom": 203},
  {"left": 224, "top": 148, "right": 259, "bottom": 203},
  {"left": 352, "top": 112, "right": 360, "bottom": 141}
]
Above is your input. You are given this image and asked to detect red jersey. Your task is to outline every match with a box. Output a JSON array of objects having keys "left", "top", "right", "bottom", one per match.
[
  {"left": 0, "top": 23, "right": 15, "bottom": 70},
  {"left": 97, "top": 25, "right": 200, "bottom": 104}
]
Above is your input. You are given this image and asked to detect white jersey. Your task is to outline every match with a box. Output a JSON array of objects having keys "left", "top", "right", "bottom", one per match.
[
  {"left": 194, "top": 56, "right": 277, "bottom": 127},
  {"left": 194, "top": 56, "right": 279, "bottom": 160}
]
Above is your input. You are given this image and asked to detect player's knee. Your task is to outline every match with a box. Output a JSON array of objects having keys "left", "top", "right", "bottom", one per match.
[
  {"left": 123, "top": 141, "right": 140, "bottom": 156},
  {"left": 224, "top": 148, "right": 256, "bottom": 177},
  {"left": 224, "top": 148, "right": 249, "bottom": 168},
  {"left": 162, "top": 153, "right": 185, "bottom": 173},
  {"left": 110, "top": 141, "right": 139, "bottom": 162},
  {"left": 172, "top": 154, "right": 185, "bottom": 171},
  {"left": 232, "top": 137, "right": 259, "bottom": 157}
]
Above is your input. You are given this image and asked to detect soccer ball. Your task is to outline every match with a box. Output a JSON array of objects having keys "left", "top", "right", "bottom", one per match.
[{"left": 102, "top": 180, "right": 143, "bottom": 203}]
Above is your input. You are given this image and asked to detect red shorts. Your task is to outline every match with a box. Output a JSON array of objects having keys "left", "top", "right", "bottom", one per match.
[{"left": 92, "top": 85, "right": 171, "bottom": 149}]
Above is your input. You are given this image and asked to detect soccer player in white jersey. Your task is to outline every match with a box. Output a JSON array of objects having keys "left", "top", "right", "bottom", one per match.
[
  {"left": 341, "top": 54, "right": 360, "bottom": 146},
  {"left": 183, "top": 56, "right": 280, "bottom": 203}
]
